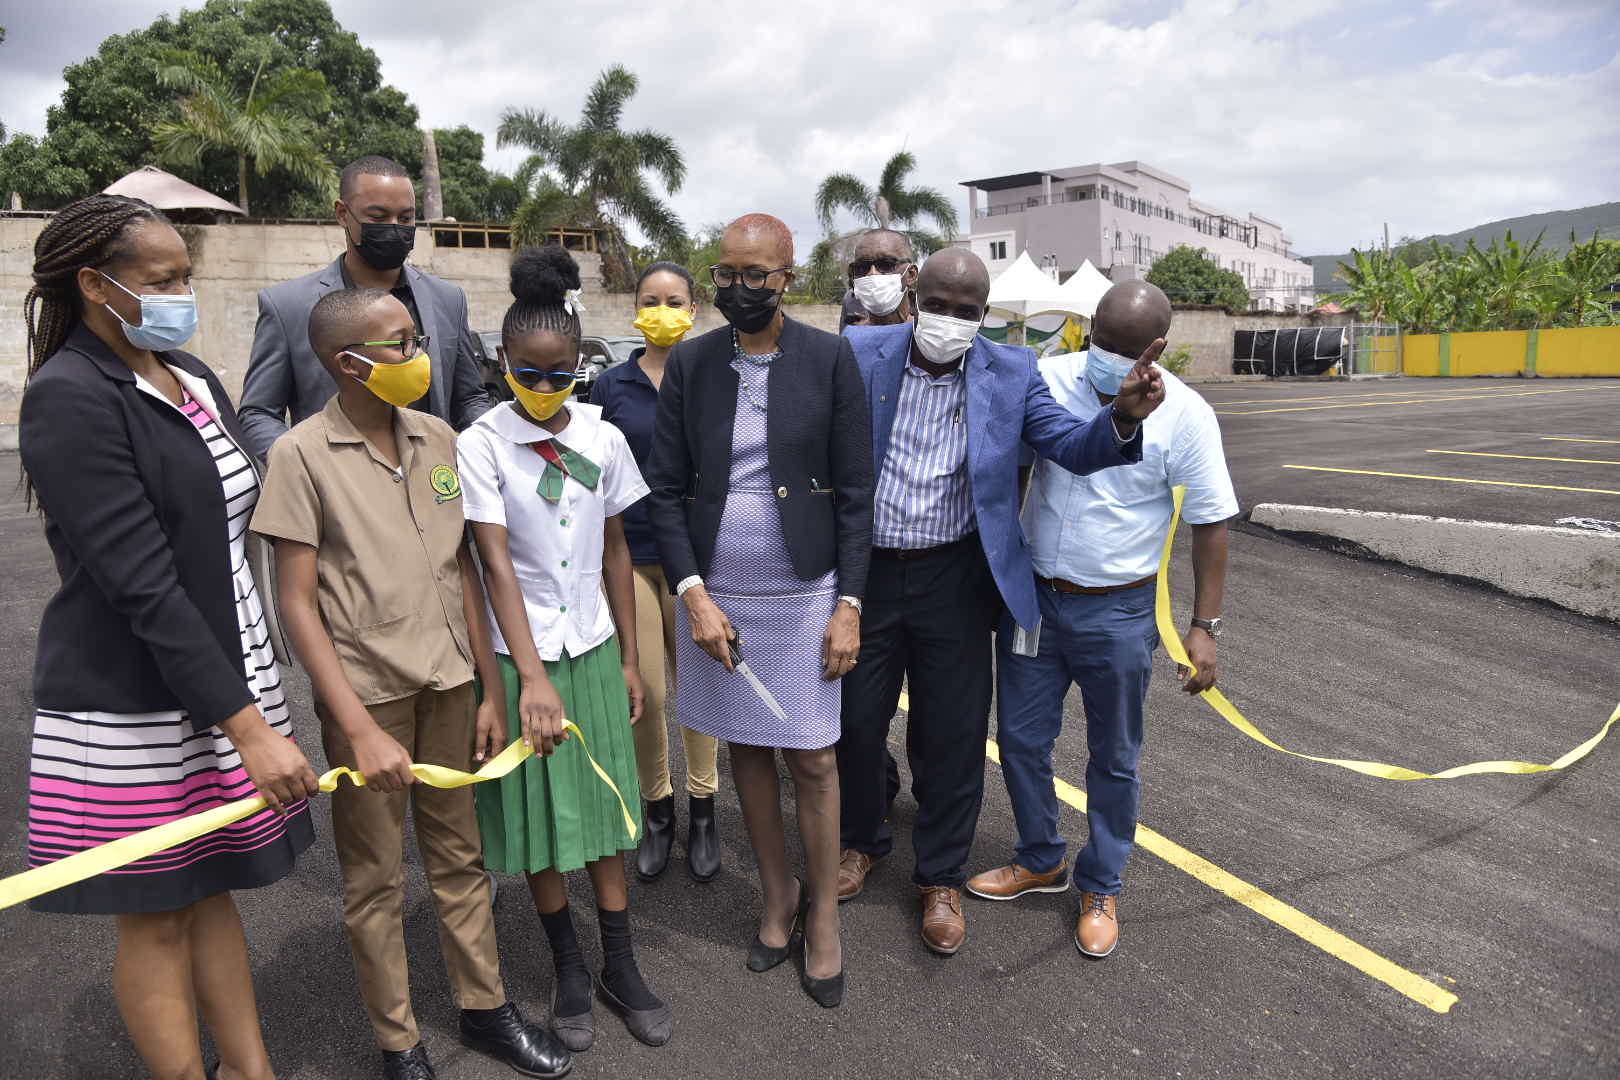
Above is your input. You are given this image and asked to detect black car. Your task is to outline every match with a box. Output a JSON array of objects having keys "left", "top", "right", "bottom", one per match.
[{"left": 475, "top": 331, "right": 644, "bottom": 403}]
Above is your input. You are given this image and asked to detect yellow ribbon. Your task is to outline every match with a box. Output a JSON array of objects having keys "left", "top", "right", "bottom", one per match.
[
  {"left": 0, "top": 722, "right": 636, "bottom": 912},
  {"left": 1158, "top": 485, "right": 1620, "bottom": 779}
]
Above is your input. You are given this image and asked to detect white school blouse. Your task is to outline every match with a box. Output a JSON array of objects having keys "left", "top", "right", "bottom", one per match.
[{"left": 457, "top": 401, "right": 649, "bottom": 661}]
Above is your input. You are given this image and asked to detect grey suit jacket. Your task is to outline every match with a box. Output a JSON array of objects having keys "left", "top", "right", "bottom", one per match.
[{"left": 238, "top": 254, "right": 492, "bottom": 459}]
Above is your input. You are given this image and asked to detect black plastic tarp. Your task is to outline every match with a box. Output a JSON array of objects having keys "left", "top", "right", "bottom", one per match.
[{"left": 1233, "top": 326, "right": 1348, "bottom": 376}]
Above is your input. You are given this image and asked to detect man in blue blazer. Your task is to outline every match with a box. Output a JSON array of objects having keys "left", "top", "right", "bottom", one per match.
[{"left": 835, "top": 246, "right": 1166, "bottom": 955}]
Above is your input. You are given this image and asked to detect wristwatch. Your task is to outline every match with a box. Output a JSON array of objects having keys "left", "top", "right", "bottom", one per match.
[
  {"left": 1190, "top": 617, "right": 1223, "bottom": 638},
  {"left": 838, "top": 595, "right": 864, "bottom": 614}
]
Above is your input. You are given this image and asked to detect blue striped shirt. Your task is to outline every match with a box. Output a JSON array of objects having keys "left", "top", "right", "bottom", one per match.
[{"left": 873, "top": 363, "right": 973, "bottom": 549}]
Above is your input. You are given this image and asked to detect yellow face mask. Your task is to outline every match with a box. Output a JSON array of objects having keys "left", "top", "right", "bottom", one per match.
[
  {"left": 347, "top": 350, "right": 432, "bottom": 408},
  {"left": 634, "top": 305, "right": 695, "bottom": 349},
  {"left": 506, "top": 371, "right": 573, "bottom": 422}
]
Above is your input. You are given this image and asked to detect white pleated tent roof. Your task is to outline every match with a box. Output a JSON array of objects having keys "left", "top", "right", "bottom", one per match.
[
  {"left": 1057, "top": 259, "right": 1114, "bottom": 320},
  {"left": 102, "top": 165, "right": 245, "bottom": 216},
  {"left": 986, "top": 250, "right": 1080, "bottom": 319}
]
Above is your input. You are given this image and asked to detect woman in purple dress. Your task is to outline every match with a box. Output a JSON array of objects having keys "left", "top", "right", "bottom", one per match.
[{"left": 646, "top": 213, "right": 873, "bottom": 1008}]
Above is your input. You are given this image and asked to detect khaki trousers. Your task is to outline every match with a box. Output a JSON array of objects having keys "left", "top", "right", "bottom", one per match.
[
  {"left": 318, "top": 682, "right": 506, "bottom": 1051},
  {"left": 631, "top": 562, "right": 719, "bottom": 800}
]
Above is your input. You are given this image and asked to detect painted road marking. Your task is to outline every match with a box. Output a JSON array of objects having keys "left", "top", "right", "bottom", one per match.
[
  {"left": 1543, "top": 437, "right": 1620, "bottom": 445},
  {"left": 1199, "top": 387, "right": 1516, "bottom": 407},
  {"left": 1217, "top": 385, "right": 1620, "bottom": 416},
  {"left": 1283, "top": 464, "right": 1620, "bottom": 496},
  {"left": 894, "top": 690, "right": 1458, "bottom": 1013},
  {"left": 1427, "top": 449, "right": 1620, "bottom": 466}
]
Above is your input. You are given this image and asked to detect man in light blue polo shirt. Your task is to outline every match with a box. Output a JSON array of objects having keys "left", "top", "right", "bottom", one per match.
[{"left": 966, "top": 281, "right": 1238, "bottom": 960}]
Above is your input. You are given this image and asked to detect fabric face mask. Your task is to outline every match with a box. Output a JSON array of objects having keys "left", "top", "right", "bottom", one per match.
[
  {"left": 346, "top": 350, "right": 432, "bottom": 407},
  {"left": 913, "top": 312, "right": 981, "bottom": 365},
  {"left": 352, "top": 222, "right": 416, "bottom": 271},
  {"left": 1085, "top": 343, "right": 1137, "bottom": 396},
  {"left": 852, "top": 273, "right": 905, "bottom": 317},
  {"left": 506, "top": 371, "right": 574, "bottom": 422},
  {"left": 100, "top": 273, "right": 198, "bottom": 352},
  {"left": 634, "top": 305, "right": 695, "bottom": 348},
  {"left": 713, "top": 281, "right": 780, "bottom": 335}
]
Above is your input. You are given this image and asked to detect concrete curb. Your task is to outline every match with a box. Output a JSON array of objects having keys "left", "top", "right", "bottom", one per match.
[{"left": 1248, "top": 503, "right": 1620, "bottom": 622}]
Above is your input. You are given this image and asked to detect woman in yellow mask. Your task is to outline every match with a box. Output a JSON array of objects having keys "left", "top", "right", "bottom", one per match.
[
  {"left": 593, "top": 262, "right": 722, "bottom": 885},
  {"left": 457, "top": 245, "right": 672, "bottom": 1050}
]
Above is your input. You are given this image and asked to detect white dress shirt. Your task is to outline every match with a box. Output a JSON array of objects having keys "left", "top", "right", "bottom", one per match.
[
  {"left": 1022, "top": 355, "right": 1238, "bottom": 587},
  {"left": 457, "top": 401, "right": 649, "bottom": 660}
]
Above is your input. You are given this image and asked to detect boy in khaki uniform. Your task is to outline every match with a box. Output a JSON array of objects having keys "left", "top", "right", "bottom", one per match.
[{"left": 252, "top": 288, "right": 571, "bottom": 1080}]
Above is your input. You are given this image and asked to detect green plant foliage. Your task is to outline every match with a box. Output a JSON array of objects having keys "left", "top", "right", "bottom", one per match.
[
  {"left": 814, "top": 150, "right": 959, "bottom": 245},
  {"left": 1159, "top": 345, "right": 1193, "bottom": 376},
  {"left": 1145, "top": 246, "right": 1251, "bottom": 311},
  {"left": 0, "top": 0, "right": 422, "bottom": 215},
  {"left": 433, "top": 125, "right": 519, "bottom": 222}
]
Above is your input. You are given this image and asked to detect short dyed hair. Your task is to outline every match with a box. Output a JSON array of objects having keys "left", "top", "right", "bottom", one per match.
[
  {"left": 724, "top": 212, "right": 794, "bottom": 265},
  {"left": 340, "top": 155, "right": 411, "bottom": 201},
  {"left": 308, "top": 287, "right": 394, "bottom": 368}
]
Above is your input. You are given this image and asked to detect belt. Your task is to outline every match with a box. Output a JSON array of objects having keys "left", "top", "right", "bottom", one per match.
[
  {"left": 1038, "top": 573, "right": 1157, "bottom": 595},
  {"left": 873, "top": 535, "right": 975, "bottom": 561}
]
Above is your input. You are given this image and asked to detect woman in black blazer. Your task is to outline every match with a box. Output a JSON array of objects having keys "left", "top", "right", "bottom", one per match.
[
  {"left": 17, "top": 195, "right": 319, "bottom": 1079},
  {"left": 646, "top": 214, "right": 873, "bottom": 1008}
]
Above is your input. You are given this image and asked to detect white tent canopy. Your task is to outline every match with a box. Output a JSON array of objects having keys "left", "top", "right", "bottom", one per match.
[
  {"left": 1056, "top": 259, "right": 1114, "bottom": 320},
  {"left": 102, "top": 165, "right": 245, "bottom": 216},
  {"left": 986, "top": 250, "right": 1081, "bottom": 320}
]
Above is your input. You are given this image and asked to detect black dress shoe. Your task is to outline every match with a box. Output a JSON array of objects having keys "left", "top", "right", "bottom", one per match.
[
  {"left": 635, "top": 795, "right": 675, "bottom": 880},
  {"left": 745, "top": 878, "right": 806, "bottom": 972},
  {"left": 460, "top": 1002, "right": 572, "bottom": 1078},
  {"left": 381, "top": 1043, "right": 437, "bottom": 1080},
  {"left": 686, "top": 795, "right": 721, "bottom": 882},
  {"left": 594, "top": 973, "right": 674, "bottom": 1046}
]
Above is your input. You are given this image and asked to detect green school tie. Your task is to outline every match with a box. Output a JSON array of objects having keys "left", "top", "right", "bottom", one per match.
[{"left": 532, "top": 440, "right": 601, "bottom": 503}]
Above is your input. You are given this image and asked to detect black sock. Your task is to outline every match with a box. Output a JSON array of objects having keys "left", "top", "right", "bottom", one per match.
[
  {"left": 597, "top": 906, "right": 662, "bottom": 1011},
  {"left": 539, "top": 906, "right": 591, "bottom": 1016}
]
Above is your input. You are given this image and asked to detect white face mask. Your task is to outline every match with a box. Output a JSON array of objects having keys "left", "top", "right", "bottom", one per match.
[
  {"left": 852, "top": 272, "right": 906, "bottom": 316},
  {"left": 913, "top": 312, "right": 981, "bottom": 365}
]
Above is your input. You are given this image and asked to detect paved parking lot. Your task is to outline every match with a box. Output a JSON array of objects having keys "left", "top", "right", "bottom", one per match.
[{"left": 1, "top": 376, "right": 1617, "bottom": 1079}]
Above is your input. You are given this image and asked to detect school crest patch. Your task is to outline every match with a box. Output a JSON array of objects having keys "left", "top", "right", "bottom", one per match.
[{"left": 430, "top": 464, "right": 462, "bottom": 503}]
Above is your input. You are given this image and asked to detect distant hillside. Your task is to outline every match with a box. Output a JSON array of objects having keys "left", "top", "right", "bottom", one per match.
[{"left": 1308, "top": 201, "right": 1620, "bottom": 292}]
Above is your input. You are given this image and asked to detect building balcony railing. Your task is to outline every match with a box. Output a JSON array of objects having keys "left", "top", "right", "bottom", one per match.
[{"left": 975, "top": 196, "right": 1297, "bottom": 258}]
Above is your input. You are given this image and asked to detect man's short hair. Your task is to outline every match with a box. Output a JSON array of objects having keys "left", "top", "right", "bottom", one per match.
[
  {"left": 857, "top": 227, "right": 915, "bottom": 261},
  {"left": 340, "top": 155, "right": 411, "bottom": 201},
  {"left": 308, "top": 287, "right": 393, "bottom": 368}
]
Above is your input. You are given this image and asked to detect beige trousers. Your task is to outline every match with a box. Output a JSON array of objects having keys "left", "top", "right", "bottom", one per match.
[
  {"left": 318, "top": 683, "right": 505, "bottom": 1051},
  {"left": 631, "top": 562, "right": 719, "bottom": 800}
]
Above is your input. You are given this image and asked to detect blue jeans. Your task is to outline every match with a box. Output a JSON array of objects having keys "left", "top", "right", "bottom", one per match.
[{"left": 994, "top": 581, "right": 1158, "bottom": 895}]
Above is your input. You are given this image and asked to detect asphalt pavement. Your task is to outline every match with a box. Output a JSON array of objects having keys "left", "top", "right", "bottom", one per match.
[{"left": 1, "top": 376, "right": 1618, "bottom": 1080}]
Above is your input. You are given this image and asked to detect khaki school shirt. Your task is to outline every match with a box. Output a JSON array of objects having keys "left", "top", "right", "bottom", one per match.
[{"left": 251, "top": 395, "right": 473, "bottom": 705}]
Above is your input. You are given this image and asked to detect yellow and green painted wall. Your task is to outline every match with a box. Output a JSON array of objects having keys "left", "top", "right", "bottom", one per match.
[{"left": 1402, "top": 325, "right": 1620, "bottom": 377}]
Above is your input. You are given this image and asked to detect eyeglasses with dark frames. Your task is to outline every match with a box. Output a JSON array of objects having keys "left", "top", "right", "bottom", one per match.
[
  {"left": 847, "top": 256, "right": 909, "bottom": 277},
  {"left": 347, "top": 335, "right": 430, "bottom": 360},
  {"left": 710, "top": 265, "right": 793, "bottom": 290}
]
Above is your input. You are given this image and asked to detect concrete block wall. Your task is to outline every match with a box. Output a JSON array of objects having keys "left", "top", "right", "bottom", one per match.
[{"left": 1166, "top": 304, "right": 1339, "bottom": 377}]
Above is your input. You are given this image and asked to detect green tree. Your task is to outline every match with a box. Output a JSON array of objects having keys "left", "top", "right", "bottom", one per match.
[
  {"left": 1145, "top": 245, "right": 1251, "bottom": 311},
  {"left": 151, "top": 45, "right": 335, "bottom": 216},
  {"left": 433, "top": 125, "right": 519, "bottom": 222},
  {"left": 0, "top": 0, "right": 421, "bottom": 215},
  {"left": 814, "top": 150, "right": 959, "bottom": 254},
  {"left": 498, "top": 65, "right": 685, "bottom": 290}
]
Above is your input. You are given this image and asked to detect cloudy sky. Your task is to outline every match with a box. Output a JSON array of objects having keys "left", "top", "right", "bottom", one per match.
[{"left": 2, "top": 0, "right": 1617, "bottom": 257}]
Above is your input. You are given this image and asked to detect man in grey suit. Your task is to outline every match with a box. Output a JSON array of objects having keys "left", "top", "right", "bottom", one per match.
[{"left": 238, "top": 155, "right": 491, "bottom": 458}]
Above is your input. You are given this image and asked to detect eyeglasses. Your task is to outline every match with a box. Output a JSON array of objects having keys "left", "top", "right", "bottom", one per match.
[
  {"left": 497, "top": 346, "right": 581, "bottom": 391},
  {"left": 348, "top": 335, "right": 429, "bottom": 360},
  {"left": 710, "top": 265, "right": 792, "bottom": 289},
  {"left": 848, "top": 256, "right": 909, "bottom": 277}
]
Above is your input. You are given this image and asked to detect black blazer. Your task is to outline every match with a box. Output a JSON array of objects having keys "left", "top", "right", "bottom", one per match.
[
  {"left": 20, "top": 325, "right": 260, "bottom": 732},
  {"left": 646, "top": 315, "right": 874, "bottom": 598}
]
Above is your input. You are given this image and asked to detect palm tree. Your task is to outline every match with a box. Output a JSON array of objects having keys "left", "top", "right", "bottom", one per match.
[
  {"left": 498, "top": 65, "right": 685, "bottom": 289},
  {"left": 150, "top": 45, "right": 336, "bottom": 217},
  {"left": 814, "top": 151, "right": 959, "bottom": 254}
]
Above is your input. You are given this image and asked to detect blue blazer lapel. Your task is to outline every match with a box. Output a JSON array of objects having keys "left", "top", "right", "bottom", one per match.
[
  {"left": 870, "top": 326, "right": 908, "bottom": 477},
  {"left": 964, "top": 336, "right": 997, "bottom": 468}
]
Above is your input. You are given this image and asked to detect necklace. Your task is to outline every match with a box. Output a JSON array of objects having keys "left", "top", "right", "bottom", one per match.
[{"left": 737, "top": 365, "right": 769, "bottom": 413}]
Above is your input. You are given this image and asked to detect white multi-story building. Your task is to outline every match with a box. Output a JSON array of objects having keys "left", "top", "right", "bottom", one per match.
[{"left": 959, "top": 161, "right": 1316, "bottom": 311}]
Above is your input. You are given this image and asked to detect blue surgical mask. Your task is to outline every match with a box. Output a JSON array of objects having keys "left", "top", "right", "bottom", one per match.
[
  {"left": 100, "top": 272, "right": 198, "bottom": 351},
  {"left": 1085, "top": 342, "right": 1136, "bottom": 396}
]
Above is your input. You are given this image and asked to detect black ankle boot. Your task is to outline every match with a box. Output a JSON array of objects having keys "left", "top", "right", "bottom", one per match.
[
  {"left": 686, "top": 795, "right": 720, "bottom": 882},
  {"left": 636, "top": 795, "right": 675, "bottom": 880}
]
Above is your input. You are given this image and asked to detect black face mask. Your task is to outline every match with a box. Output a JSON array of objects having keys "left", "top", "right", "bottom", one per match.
[
  {"left": 714, "top": 281, "right": 781, "bottom": 334},
  {"left": 351, "top": 221, "right": 416, "bottom": 271}
]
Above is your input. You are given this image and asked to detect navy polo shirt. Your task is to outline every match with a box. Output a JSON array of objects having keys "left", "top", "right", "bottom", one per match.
[{"left": 591, "top": 348, "right": 660, "bottom": 564}]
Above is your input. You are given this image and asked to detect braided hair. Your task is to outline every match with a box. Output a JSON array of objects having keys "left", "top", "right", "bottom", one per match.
[
  {"left": 503, "top": 245, "right": 582, "bottom": 348},
  {"left": 21, "top": 194, "right": 169, "bottom": 508},
  {"left": 24, "top": 194, "right": 169, "bottom": 388}
]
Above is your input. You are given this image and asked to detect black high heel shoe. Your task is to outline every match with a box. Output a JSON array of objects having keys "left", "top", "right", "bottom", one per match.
[
  {"left": 746, "top": 878, "right": 806, "bottom": 972},
  {"left": 799, "top": 899, "right": 845, "bottom": 1008}
]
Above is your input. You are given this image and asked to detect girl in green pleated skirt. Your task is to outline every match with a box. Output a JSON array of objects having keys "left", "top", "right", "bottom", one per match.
[{"left": 457, "top": 246, "right": 670, "bottom": 1050}]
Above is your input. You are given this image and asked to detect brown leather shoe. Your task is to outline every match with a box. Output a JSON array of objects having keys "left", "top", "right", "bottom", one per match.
[
  {"left": 918, "top": 886, "right": 966, "bottom": 955},
  {"left": 1074, "top": 891, "right": 1119, "bottom": 958},
  {"left": 837, "top": 849, "right": 878, "bottom": 901},
  {"left": 964, "top": 862, "right": 1069, "bottom": 901}
]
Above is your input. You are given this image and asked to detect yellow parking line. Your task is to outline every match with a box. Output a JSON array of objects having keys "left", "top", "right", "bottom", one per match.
[
  {"left": 1426, "top": 449, "right": 1620, "bottom": 466},
  {"left": 1217, "top": 385, "right": 1620, "bottom": 416},
  {"left": 1543, "top": 436, "right": 1620, "bottom": 445},
  {"left": 1201, "top": 387, "right": 1498, "bottom": 407},
  {"left": 894, "top": 691, "right": 1457, "bottom": 1012},
  {"left": 1282, "top": 464, "right": 1620, "bottom": 496}
]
